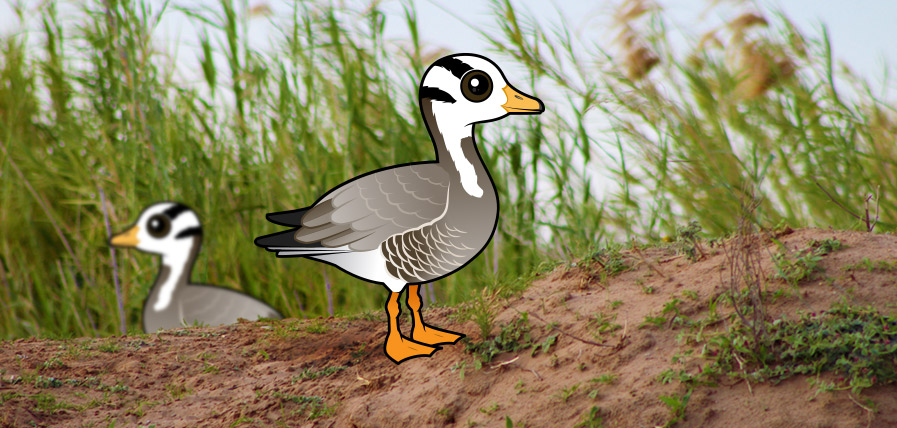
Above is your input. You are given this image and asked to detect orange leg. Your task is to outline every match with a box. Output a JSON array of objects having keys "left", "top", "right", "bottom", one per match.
[
  {"left": 407, "top": 284, "right": 464, "bottom": 346},
  {"left": 384, "top": 291, "right": 439, "bottom": 364}
]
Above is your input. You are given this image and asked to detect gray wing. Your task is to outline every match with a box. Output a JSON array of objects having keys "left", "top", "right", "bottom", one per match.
[
  {"left": 177, "top": 285, "right": 282, "bottom": 327},
  {"left": 295, "top": 164, "right": 450, "bottom": 251}
]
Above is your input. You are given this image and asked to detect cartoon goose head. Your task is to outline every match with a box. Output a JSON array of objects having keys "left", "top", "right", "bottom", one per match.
[
  {"left": 255, "top": 53, "right": 543, "bottom": 364},
  {"left": 112, "top": 202, "right": 281, "bottom": 332}
]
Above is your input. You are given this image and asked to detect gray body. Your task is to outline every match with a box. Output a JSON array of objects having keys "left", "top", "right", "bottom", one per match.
[
  {"left": 256, "top": 98, "right": 499, "bottom": 285},
  {"left": 142, "top": 238, "right": 281, "bottom": 333}
]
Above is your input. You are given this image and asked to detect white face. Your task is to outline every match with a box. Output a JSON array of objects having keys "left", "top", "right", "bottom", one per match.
[
  {"left": 113, "top": 202, "right": 201, "bottom": 257},
  {"left": 421, "top": 55, "right": 514, "bottom": 127}
]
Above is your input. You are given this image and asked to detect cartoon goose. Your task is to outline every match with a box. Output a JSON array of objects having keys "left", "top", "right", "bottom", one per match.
[
  {"left": 111, "top": 202, "right": 281, "bottom": 332},
  {"left": 255, "top": 53, "right": 544, "bottom": 364}
]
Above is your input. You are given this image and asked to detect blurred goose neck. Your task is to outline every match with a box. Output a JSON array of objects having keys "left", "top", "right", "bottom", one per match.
[{"left": 150, "top": 238, "right": 200, "bottom": 312}]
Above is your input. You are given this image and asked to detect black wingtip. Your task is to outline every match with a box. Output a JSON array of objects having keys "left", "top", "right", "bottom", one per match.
[
  {"left": 254, "top": 229, "right": 299, "bottom": 248},
  {"left": 264, "top": 207, "right": 310, "bottom": 227}
]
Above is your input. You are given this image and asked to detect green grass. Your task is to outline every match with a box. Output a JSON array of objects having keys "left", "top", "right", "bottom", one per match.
[
  {"left": 771, "top": 238, "right": 843, "bottom": 285},
  {"left": 659, "top": 389, "right": 692, "bottom": 428},
  {"left": 292, "top": 365, "right": 346, "bottom": 382},
  {"left": 0, "top": 0, "right": 896, "bottom": 339},
  {"left": 844, "top": 257, "right": 897, "bottom": 272},
  {"left": 573, "top": 406, "right": 605, "bottom": 428},
  {"left": 265, "top": 391, "right": 335, "bottom": 420},
  {"left": 709, "top": 305, "right": 897, "bottom": 395},
  {"left": 462, "top": 312, "right": 557, "bottom": 366}
]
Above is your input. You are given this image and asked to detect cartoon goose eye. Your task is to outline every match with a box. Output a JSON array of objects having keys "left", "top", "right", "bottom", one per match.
[
  {"left": 460, "top": 70, "right": 492, "bottom": 102},
  {"left": 147, "top": 214, "right": 171, "bottom": 238}
]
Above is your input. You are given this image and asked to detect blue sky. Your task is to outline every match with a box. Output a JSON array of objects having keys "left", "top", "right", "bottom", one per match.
[
  {"left": 385, "top": 0, "right": 896, "bottom": 94},
  {"left": 0, "top": 0, "right": 894, "bottom": 94}
]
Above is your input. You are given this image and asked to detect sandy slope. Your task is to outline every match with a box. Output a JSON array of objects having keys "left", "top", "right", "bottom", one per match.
[{"left": 2, "top": 228, "right": 897, "bottom": 427}]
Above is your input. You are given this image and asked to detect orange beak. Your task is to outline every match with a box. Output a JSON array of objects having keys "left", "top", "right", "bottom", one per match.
[
  {"left": 501, "top": 85, "right": 544, "bottom": 114},
  {"left": 110, "top": 226, "right": 140, "bottom": 248}
]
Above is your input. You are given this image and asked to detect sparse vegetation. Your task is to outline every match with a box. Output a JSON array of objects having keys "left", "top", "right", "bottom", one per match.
[
  {"left": 772, "top": 238, "right": 843, "bottom": 285},
  {"left": 552, "top": 383, "right": 580, "bottom": 403},
  {"left": 844, "top": 257, "right": 897, "bottom": 272},
  {"left": 464, "top": 313, "right": 534, "bottom": 364},
  {"left": 304, "top": 323, "right": 330, "bottom": 335},
  {"left": 674, "top": 221, "right": 707, "bottom": 262},
  {"left": 589, "top": 247, "right": 632, "bottom": 281},
  {"left": 266, "top": 391, "right": 335, "bottom": 420},
  {"left": 709, "top": 305, "right": 897, "bottom": 395},
  {"left": 573, "top": 406, "right": 604, "bottom": 428},
  {"left": 293, "top": 366, "right": 346, "bottom": 382},
  {"left": 659, "top": 389, "right": 692, "bottom": 428}
]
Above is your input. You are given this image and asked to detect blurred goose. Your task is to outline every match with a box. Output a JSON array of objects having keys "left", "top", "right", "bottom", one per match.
[
  {"left": 255, "top": 53, "right": 544, "bottom": 364},
  {"left": 111, "top": 202, "right": 281, "bottom": 332}
]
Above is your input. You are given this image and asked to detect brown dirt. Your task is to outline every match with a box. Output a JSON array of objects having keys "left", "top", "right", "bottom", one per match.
[{"left": 3, "top": 228, "right": 897, "bottom": 428}]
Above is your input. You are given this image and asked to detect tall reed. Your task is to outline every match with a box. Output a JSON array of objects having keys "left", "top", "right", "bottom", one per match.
[{"left": 1, "top": 0, "right": 894, "bottom": 339}]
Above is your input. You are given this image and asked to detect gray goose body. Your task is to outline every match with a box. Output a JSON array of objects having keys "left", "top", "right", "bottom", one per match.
[
  {"left": 255, "top": 53, "right": 543, "bottom": 363},
  {"left": 112, "top": 202, "right": 281, "bottom": 333}
]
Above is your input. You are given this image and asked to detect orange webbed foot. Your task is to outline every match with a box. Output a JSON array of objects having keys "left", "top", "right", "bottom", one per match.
[
  {"left": 385, "top": 333, "right": 440, "bottom": 364},
  {"left": 412, "top": 324, "right": 464, "bottom": 346}
]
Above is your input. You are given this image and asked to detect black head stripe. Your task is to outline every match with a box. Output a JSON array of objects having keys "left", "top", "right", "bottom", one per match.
[
  {"left": 175, "top": 226, "right": 203, "bottom": 239},
  {"left": 433, "top": 56, "right": 473, "bottom": 79},
  {"left": 420, "top": 86, "right": 456, "bottom": 104},
  {"left": 163, "top": 203, "right": 190, "bottom": 220}
]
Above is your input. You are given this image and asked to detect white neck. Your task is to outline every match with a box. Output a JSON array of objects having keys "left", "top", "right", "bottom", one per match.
[
  {"left": 437, "top": 122, "right": 482, "bottom": 198},
  {"left": 153, "top": 248, "right": 192, "bottom": 311}
]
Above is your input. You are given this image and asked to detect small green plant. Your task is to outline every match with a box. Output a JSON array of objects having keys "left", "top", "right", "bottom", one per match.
[
  {"left": 590, "top": 374, "right": 618, "bottom": 385},
  {"left": 533, "top": 333, "right": 558, "bottom": 356},
  {"left": 33, "top": 375, "right": 63, "bottom": 388},
  {"left": 808, "top": 238, "right": 843, "bottom": 254},
  {"left": 675, "top": 220, "right": 706, "bottom": 261},
  {"left": 514, "top": 379, "right": 527, "bottom": 394},
  {"left": 39, "top": 357, "right": 65, "bottom": 371},
  {"left": 587, "top": 374, "right": 618, "bottom": 398},
  {"left": 662, "top": 298, "right": 682, "bottom": 323},
  {"left": 478, "top": 402, "right": 501, "bottom": 415},
  {"left": 452, "top": 289, "right": 499, "bottom": 340},
  {"left": 256, "top": 349, "right": 270, "bottom": 361},
  {"left": 659, "top": 389, "right": 692, "bottom": 428},
  {"left": 464, "top": 313, "right": 542, "bottom": 364},
  {"left": 230, "top": 417, "right": 255, "bottom": 427},
  {"left": 97, "top": 342, "right": 121, "bottom": 353},
  {"left": 293, "top": 366, "right": 347, "bottom": 382},
  {"left": 590, "top": 246, "right": 631, "bottom": 279},
  {"left": 641, "top": 285, "right": 656, "bottom": 294},
  {"left": 97, "top": 381, "right": 130, "bottom": 393},
  {"left": 640, "top": 315, "right": 667, "bottom": 329},
  {"left": 573, "top": 406, "right": 604, "bottom": 428},
  {"left": 127, "top": 400, "right": 160, "bottom": 418},
  {"left": 844, "top": 257, "right": 897, "bottom": 272},
  {"left": 772, "top": 238, "right": 842, "bottom": 285},
  {"left": 450, "top": 360, "right": 468, "bottom": 380},
  {"left": 165, "top": 382, "right": 190, "bottom": 400},
  {"left": 305, "top": 323, "right": 330, "bottom": 334},
  {"left": 31, "top": 392, "right": 77, "bottom": 413},
  {"left": 268, "top": 391, "right": 334, "bottom": 420},
  {"left": 608, "top": 300, "right": 623, "bottom": 309},
  {"left": 552, "top": 383, "right": 580, "bottom": 403},
  {"left": 587, "top": 313, "right": 622, "bottom": 340}
]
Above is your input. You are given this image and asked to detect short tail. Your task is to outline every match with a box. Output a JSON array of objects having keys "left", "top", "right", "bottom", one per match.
[{"left": 255, "top": 212, "right": 350, "bottom": 258}]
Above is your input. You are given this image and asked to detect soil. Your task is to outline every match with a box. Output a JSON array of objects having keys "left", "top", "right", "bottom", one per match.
[{"left": 3, "top": 228, "right": 897, "bottom": 428}]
